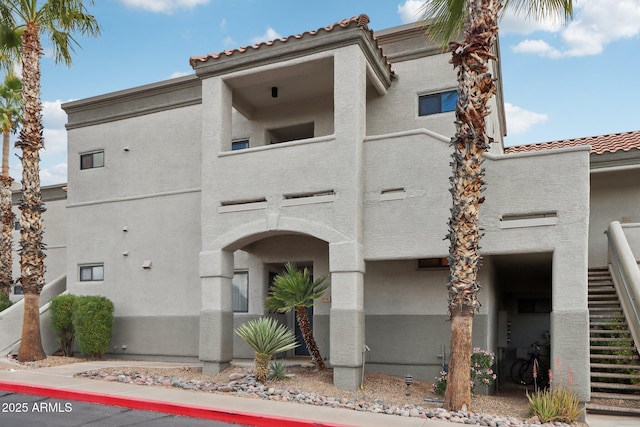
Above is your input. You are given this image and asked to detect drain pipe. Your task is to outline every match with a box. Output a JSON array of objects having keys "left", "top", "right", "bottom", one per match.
[{"left": 360, "top": 344, "right": 371, "bottom": 389}]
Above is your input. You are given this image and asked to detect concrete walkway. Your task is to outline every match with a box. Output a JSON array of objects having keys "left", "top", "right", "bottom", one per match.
[{"left": 0, "top": 359, "right": 634, "bottom": 427}]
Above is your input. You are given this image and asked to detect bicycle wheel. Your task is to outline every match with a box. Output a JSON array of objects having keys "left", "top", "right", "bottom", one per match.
[
  {"left": 510, "top": 359, "right": 528, "bottom": 384},
  {"left": 519, "top": 359, "right": 537, "bottom": 386}
]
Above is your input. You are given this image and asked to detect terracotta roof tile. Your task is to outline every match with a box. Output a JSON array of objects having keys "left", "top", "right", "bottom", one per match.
[
  {"left": 189, "top": 14, "right": 392, "bottom": 75},
  {"left": 505, "top": 130, "right": 640, "bottom": 155}
]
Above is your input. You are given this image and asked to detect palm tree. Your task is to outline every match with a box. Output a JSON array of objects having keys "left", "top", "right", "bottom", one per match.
[
  {"left": 422, "top": 0, "right": 573, "bottom": 411},
  {"left": 0, "top": 0, "right": 100, "bottom": 362},
  {"left": 266, "top": 262, "right": 328, "bottom": 370},
  {"left": 235, "top": 317, "right": 299, "bottom": 382},
  {"left": 0, "top": 71, "right": 22, "bottom": 299}
]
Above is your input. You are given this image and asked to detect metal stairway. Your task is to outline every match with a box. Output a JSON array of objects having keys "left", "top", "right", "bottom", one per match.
[{"left": 588, "top": 267, "right": 640, "bottom": 413}]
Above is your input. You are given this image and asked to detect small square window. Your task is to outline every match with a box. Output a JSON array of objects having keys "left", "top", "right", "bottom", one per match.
[
  {"left": 13, "top": 284, "right": 23, "bottom": 295},
  {"left": 418, "top": 90, "right": 458, "bottom": 116},
  {"left": 80, "top": 264, "right": 104, "bottom": 282},
  {"left": 80, "top": 151, "right": 104, "bottom": 170},
  {"left": 232, "top": 139, "right": 249, "bottom": 151}
]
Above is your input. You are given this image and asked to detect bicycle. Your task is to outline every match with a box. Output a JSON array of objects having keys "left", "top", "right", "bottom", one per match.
[{"left": 510, "top": 342, "right": 549, "bottom": 391}]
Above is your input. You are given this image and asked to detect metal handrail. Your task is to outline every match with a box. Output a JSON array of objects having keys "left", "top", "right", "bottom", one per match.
[{"left": 606, "top": 222, "right": 640, "bottom": 354}]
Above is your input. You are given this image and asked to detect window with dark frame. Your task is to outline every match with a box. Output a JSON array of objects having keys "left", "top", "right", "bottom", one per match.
[
  {"left": 232, "top": 271, "right": 249, "bottom": 312},
  {"left": 418, "top": 90, "right": 458, "bottom": 116},
  {"left": 79, "top": 264, "right": 104, "bottom": 282},
  {"left": 80, "top": 151, "right": 104, "bottom": 170},
  {"left": 232, "top": 139, "right": 250, "bottom": 151}
]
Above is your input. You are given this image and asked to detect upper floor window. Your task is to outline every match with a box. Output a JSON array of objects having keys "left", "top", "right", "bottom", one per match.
[
  {"left": 80, "top": 264, "right": 104, "bottom": 282},
  {"left": 232, "top": 139, "right": 250, "bottom": 151},
  {"left": 80, "top": 150, "right": 104, "bottom": 170},
  {"left": 418, "top": 90, "right": 458, "bottom": 116}
]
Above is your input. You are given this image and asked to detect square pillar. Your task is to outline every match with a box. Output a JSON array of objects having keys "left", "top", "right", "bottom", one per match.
[
  {"left": 329, "top": 241, "right": 365, "bottom": 390},
  {"left": 199, "top": 249, "right": 234, "bottom": 374}
]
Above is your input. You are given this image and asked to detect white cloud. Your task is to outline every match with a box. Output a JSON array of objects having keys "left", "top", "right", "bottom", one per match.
[
  {"left": 509, "top": 0, "right": 640, "bottom": 58},
  {"left": 223, "top": 36, "right": 235, "bottom": 47},
  {"left": 250, "top": 28, "right": 282, "bottom": 45},
  {"left": 398, "top": 0, "right": 423, "bottom": 24},
  {"left": 499, "top": 8, "right": 566, "bottom": 35},
  {"left": 512, "top": 39, "right": 562, "bottom": 58},
  {"left": 117, "top": 0, "right": 209, "bottom": 14},
  {"left": 220, "top": 18, "right": 227, "bottom": 31},
  {"left": 41, "top": 100, "right": 68, "bottom": 155},
  {"left": 505, "top": 103, "right": 548, "bottom": 135},
  {"left": 39, "top": 163, "right": 68, "bottom": 187}
]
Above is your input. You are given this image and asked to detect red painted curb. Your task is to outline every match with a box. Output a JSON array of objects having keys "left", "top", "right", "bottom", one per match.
[{"left": 0, "top": 381, "right": 350, "bottom": 427}]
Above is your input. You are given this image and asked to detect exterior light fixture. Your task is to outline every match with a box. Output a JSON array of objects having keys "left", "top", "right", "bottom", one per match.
[
  {"left": 271, "top": 86, "right": 278, "bottom": 98},
  {"left": 404, "top": 374, "right": 413, "bottom": 396}
]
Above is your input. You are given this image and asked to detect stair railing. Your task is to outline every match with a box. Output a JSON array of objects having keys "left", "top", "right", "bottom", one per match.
[{"left": 606, "top": 221, "right": 640, "bottom": 355}]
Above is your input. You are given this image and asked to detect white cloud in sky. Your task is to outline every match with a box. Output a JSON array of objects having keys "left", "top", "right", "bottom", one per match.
[
  {"left": 220, "top": 18, "right": 227, "bottom": 31},
  {"left": 223, "top": 36, "right": 235, "bottom": 47},
  {"left": 510, "top": 0, "right": 640, "bottom": 58},
  {"left": 169, "top": 71, "right": 193, "bottom": 79},
  {"left": 250, "top": 28, "right": 283, "bottom": 45},
  {"left": 504, "top": 103, "right": 548, "bottom": 135},
  {"left": 42, "top": 100, "right": 68, "bottom": 155},
  {"left": 398, "top": 0, "right": 423, "bottom": 24},
  {"left": 117, "top": 0, "right": 209, "bottom": 14}
]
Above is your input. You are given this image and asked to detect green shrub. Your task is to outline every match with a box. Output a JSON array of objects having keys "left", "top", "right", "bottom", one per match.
[
  {"left": 527, "top": 385, "right": 584, "bottom": 423},
  {"left": 0, "top": 292, "right": 12, "bottom": 312},
  {"left": 269, "top": 359, "right": 288, "bottom": 380},
  {"left": 432, "top": 348, "right": 497, "bottom": 396},
  {"left": 50, "top": 294, "right": 77, "bottom": 356},
  {"left": 72, "top": 295, "right": 114, "bottom": 358}
]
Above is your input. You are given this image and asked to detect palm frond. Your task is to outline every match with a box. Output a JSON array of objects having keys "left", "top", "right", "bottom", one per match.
[{"left": 265, "top": 262, "right": 328, "bottom": 313}]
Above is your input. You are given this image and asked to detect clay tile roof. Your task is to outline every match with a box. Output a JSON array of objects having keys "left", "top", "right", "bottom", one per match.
[
  {"left": 189, "top": 14, "right": 391, "bottom": 74},
  {"left": 504, "top": 130, "right": 640, "bottom": 155}
]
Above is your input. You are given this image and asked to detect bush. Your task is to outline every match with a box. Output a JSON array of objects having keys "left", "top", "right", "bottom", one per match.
[
  {"left": 527, "top": 385, "right": 584, "bottom": 423},
  {"left": 0, "top": 292, "right": 12, "bottom": 312},
  {"left": 269, "top": 359, "right": 288, "bottom": 380},
  {"left": 433, "top": 347, "right": 497, "bottom": 396},
  {"left": 72, "top": 296, "right": 114, "bottom": 358},
  {"left": 50, "top": 294, "right": 76, "bottom": 356}
]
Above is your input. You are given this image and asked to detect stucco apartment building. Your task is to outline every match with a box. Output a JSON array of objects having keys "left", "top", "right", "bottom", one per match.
[{"left": 5, "top": 15, "right": 640, "bottom": 402}]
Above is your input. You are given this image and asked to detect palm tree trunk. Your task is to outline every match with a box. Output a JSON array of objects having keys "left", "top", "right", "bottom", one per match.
[
  {"left": 16, "top": 21, "right": 46, "bottom": 362},
  {"left": 444, "top": 0, "right": 501, "bottom": 411},
  {"left": 295, "top": 306, "right": 325, "bottom": 370},
  {"left": 0, "top": 172, "right": 13, "bottom": 298}
]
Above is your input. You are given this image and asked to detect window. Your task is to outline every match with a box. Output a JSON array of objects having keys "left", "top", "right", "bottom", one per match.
[
  {"left": 80, "top": 264, "right": 104, "bottom": 282},
  {"left": 232, "top": 271, "right": 249, "bottom": 312},
  {"left": 232, "top": 139, "right": 249, "bottom": 151},
  {"left": 418, "top": 90, "right": 458, "bottom": 116},
  {"left": 13, "top": 284, "right": 23, "bottom": 295},
  {"left": 80, "top": 150, "right": 104, "bottom": 170}
]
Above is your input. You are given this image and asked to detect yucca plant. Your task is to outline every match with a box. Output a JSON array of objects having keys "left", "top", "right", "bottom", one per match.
[
  {"left": 235, "top": 317, "right": 298, "bottom": 382},
  {"left": 269, "top": 359, "right": 288, "bottom": 380},
  {"left": 527, "top": 385, "right": 583, "bottom": 424}
]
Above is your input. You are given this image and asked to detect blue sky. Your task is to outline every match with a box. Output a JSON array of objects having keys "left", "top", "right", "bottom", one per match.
[{"left": 6, "top": 0, "right": 640, "bottom": 185}]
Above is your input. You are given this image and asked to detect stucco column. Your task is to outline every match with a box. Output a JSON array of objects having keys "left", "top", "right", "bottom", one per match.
[
  {"left": 329, "top": 241, "right": 365, "bottom": 390},
  {"left": 551, "top": 247, "right": 590, "bottom": 403},
  {"left": 199, "top": 75, "right": 234, "bottom": 374},
  {"left": 329, "top": 42, "right": 367, "bottom": 391},
  {"left": 199, "top": 249, "right": 234, "bottom": 374}
]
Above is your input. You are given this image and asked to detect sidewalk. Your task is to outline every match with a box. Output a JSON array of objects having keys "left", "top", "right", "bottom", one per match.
[{"left": 0, "top": 359, "right": 635, "bottom": 427}]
